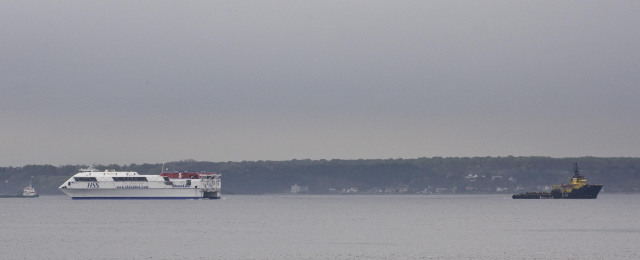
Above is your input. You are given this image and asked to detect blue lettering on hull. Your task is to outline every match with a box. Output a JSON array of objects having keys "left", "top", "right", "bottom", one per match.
[{"left": 115, "top": 186, "right": 149, "bottom": 189}]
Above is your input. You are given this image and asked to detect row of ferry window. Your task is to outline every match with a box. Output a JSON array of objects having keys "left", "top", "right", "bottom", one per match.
[
  {"left": 74, "top": 177, "right": 97, "bottom": 182},
  {"left": 113, "top": 177, "right": 148, "bottom": 182},
  {"left": 74, "top": 177, "right": 148, "bottom": 182}
]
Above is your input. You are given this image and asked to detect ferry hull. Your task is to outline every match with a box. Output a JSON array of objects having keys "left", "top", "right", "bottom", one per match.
[
  {"left": 59, "top": 188, "right": 220, "bottom": 199},
  {"left": 71, "top": 197, "right": 203, "bottom": 200}
]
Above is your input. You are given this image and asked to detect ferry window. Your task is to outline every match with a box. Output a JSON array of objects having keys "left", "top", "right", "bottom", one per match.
[
  {"left": 74, "top": 177, "right": 97, "bottom": 182},
  {"left": 113, "top": 177, "right": 148, "bottom": 182}
]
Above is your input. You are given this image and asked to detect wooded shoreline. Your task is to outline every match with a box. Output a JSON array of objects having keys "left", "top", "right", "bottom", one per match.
[{"left": 2, "top": 157, "right": 639, "bottom": 195}]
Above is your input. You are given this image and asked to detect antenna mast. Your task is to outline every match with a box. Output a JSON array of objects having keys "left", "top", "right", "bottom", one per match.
[{"left": 573, "top": 162, "right": 581, "bottom": 177}]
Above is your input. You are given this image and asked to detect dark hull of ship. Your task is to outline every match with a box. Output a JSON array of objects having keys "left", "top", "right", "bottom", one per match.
[
  {"left": 203, "top": 191, "right": 222, "bottom": 199},
  {"left": 550, "top": 184, "right": 603, "bottom": 199},
  {"left": 0, "top": 194, "right": 39, "bottom": 198},
  {"left": 513, "top": 185, "right": 602, "bottom": 199},
  {"left": 512, "top": 192, "right": 552, "bottom": 199}
]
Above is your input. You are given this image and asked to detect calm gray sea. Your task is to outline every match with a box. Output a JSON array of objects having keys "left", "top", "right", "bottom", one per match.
[{"left": 1, "top": 194, "right": 639, "bottom": 260}]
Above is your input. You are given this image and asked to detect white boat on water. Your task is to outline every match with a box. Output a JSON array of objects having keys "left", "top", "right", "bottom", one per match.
[
  {"left": 58, "top": 167, "right": 221, "bottom": 199},
  {"left": 22, "top": 185, "right": 38, "bottom": 197}
]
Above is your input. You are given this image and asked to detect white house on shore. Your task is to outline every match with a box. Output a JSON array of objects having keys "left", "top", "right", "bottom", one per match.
[{"left": 291, "top": 184, "right": 309, "bottom": 193}]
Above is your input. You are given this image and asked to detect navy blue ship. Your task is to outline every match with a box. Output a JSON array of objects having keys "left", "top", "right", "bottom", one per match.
[{"left": 513, "top": 163, "right": 603, "bottom": 199}]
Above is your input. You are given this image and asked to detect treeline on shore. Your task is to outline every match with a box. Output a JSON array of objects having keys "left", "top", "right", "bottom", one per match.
[{"left": 2, "top": 157, "right": 640, "bottom": 195}]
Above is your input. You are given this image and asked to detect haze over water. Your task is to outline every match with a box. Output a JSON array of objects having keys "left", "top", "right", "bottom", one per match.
[
  {"left": 2, "top": 194, "right": 639, "bottom": 259},
  {"left": 2, "top": 1, "right": 640, "bottom": 166}
]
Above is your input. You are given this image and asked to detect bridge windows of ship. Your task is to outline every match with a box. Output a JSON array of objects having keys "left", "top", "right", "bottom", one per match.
[
  {"left": 74, "top": 177, "right": 98, "bottom": 182},
  {"left": 112, "top": 177, "right": 148, "bottom": 182}
]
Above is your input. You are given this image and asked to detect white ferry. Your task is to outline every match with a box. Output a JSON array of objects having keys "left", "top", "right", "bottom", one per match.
[{"left": 58, "top": 167, "right": 221, "bottom": 199}]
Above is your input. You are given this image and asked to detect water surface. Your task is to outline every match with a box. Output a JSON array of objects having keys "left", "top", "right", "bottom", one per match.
[{"left": 1, "top": 194, "right": 639, "bottom": 259}]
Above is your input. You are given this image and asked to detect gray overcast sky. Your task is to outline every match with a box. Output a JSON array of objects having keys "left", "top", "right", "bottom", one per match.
[{"left": 2, "top": 1, "right": 639, "bottom": 166}]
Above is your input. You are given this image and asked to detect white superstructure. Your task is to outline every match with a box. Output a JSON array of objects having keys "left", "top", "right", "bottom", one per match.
[
  {"left": 58, "top": 167, "right": 221, "bottom": 199},
  {"left": 22, "top": 185, "right": 38, "bottom": 197}
]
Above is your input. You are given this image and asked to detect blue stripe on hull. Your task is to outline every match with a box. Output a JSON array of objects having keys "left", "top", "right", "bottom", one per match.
[{"left": 71, "top": 197, "right": 202, "bottom": 200}]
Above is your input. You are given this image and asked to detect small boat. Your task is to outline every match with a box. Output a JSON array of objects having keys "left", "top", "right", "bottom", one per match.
[
  {"left": 22, "top": 185, "right": 38, "bottom": 197},
  {"left": 513, "top": 163, "right": 603, "bottom": 199}
]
